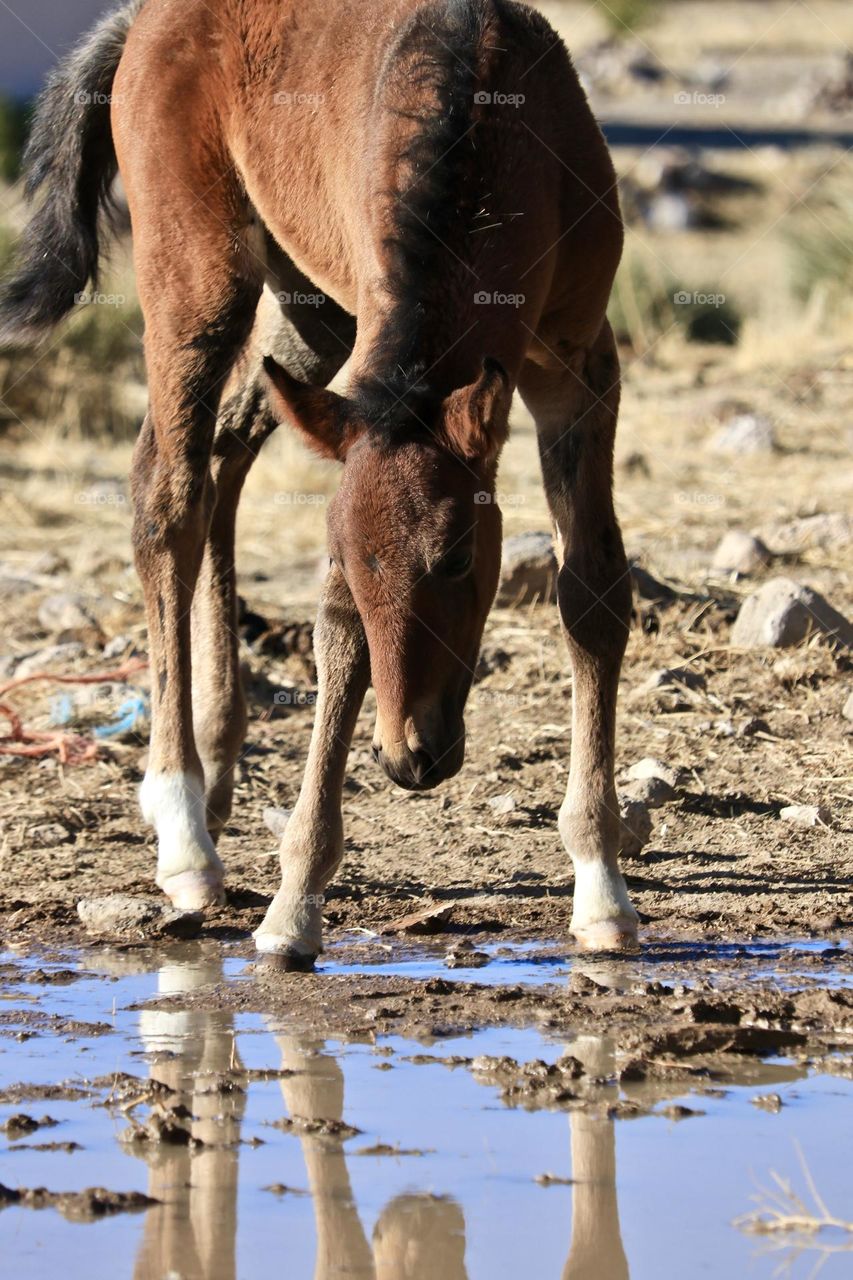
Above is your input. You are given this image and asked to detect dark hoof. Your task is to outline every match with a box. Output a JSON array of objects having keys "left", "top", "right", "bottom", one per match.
[{"left": 254, "top": 949, "right": 317, "bottom": 973}]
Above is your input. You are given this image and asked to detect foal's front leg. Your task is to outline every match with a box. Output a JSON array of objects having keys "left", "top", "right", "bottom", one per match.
[
  {"left": 518, "top": 319, "right": 638, "bottom": 950},
  {"left": 254, "top": 567, "right": 369, "bottom": 965}
]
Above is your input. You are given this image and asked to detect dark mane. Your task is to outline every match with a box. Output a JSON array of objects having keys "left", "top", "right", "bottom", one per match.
[{"left": 352, "top": 0, "right": 499, "bottom": 435}]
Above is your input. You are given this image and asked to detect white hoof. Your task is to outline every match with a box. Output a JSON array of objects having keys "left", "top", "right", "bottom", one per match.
[
  {"left": 141, "top": 771, "right": 225, "bottom": 908},
  {"left": 158, "top": 868, "right": 225, "bottom": 911},
  {"left": 253, "top": 928, "right": 319, "bottom": 971},
  {"left": 570, "top": 858, "right": 639, "bottom": 952},
  {"left": 571, "top": 916, "right": 640, "bottom": 952}
]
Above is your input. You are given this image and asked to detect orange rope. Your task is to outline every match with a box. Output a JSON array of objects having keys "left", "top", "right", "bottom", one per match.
[{"left": 0, "top": 657, "right": 149, "bottom": 765}]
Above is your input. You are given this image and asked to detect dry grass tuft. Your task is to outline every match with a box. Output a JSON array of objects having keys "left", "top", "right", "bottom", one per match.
[{"left": 735, "top": 1142, "right": 853, "bottom": 1277}]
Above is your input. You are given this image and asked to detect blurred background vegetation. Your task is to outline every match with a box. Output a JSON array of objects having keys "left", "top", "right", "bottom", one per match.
[{"left": 0, "top": 1, "right": 851, "bottom": 439}]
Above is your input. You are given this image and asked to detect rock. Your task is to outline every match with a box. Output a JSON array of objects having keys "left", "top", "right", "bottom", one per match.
[
  {"left": 712, "top": 531, "right": 772, "bottom": 576},
  {"left": 642, "top": 192, "right": 695, "bottom": 232},
  {"left": 710, "top": 413, "right": 776, "bottom": 455},
  {"left": 14, "top": 643, "right": 87, "bottom": 679},
  {"left": 76, "top": 896, "right": 203, "bottom": 940},
  {"left": 102, "top": 635, "right": 138, "bottom": 661},
  {"left": 29, "top": 823, "right": 72, "bottom": 847},
  {"left": 756, "top": 512, "right": 853, "bottom": 556},
  {"left": 843, "top": 691, "right": 853, "bottom": 722},
  {"left": 474, "top": 645, "right": 512, "bottom": 681},
  {"left": 0, "top": 574, "right": 40, "bottom": 600},
  {"left": 636, "top": 666, "right": 706, "bottom": 694},
  {"left": 28, "top": 551, "right": 70, "bottom": 576},
  {"left": 37, "top": 593, "right": 98, "bottom": 635},
  {"left": 445, "top": 947, "right": 489, "bottom": 969},
  {"left": 779, "top": 804, "right": 831, "bottom": 828},
  {"left": 263, "top": 807, "right": 291, "bottom": 839},
  {"left": 380, "top": 901, "right": 454, "bottom": 936},
  {"left": 751, "top": 1093, "right": 783, "bottom": 1112},
  {"left": 630, "top": 564, "right": 678, "bottom": 603},
  {"left": 623, "top": 776, "right": 675, "bottom": 809},
  {"left": 497, "top": 532, "right": 557, "bottom": 606},
  {"left": 618, "top": 794, "right": 652, "bottom": 855},
  {"left": 626, "top": 757, "right": 679, "bottom": 788},
  {"left": 737, "top": 717, "right": 770, "bottom": 738},
  {"left": 487, "top": 793, "right": 516, "bottom": 816},
  {"left": 731, "top": 578, "right": 853, "bottom": 649}
]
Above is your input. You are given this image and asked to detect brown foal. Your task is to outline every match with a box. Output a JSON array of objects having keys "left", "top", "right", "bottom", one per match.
[{"left": 1, "top": 0, "right": 639, "bottom": 962}]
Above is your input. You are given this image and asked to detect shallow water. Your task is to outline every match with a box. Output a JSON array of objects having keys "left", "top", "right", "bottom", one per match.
[{"left": 1, "top": 943, "right": 852, "bottom": 1280}]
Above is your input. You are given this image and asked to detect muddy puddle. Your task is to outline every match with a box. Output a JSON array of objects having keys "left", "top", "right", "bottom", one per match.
[{"left": 1, "top": 942, "right": 852, "bottom": 1279}]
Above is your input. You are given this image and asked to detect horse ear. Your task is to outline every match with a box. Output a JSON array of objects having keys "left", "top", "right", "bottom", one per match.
[
  {"left": 262, "top": 355, "right": 356, "bottom": 461},
  {"left": 441, "top": 357, "right": 512, "bottom": 462}
]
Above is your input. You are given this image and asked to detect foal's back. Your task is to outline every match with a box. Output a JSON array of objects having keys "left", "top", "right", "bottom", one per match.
[{"left": 114, "top": 0, "right": 613, "bottom": 326}]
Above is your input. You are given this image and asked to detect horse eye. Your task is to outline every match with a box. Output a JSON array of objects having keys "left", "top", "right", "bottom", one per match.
[{"left": 437, "top": 549, "right": 474, "bottom": 579}]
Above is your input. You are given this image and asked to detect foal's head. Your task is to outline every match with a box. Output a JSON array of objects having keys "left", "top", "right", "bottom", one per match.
[{"left": 264, "top": 356, "right": 511, "bottom": 790}]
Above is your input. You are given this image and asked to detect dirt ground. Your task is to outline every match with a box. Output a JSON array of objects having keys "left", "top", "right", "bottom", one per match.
[
  {"left": 0, "top": 0, "right": 851, "bottom": 965},
  {"left": 0, "top": 335, "right": 850, "bottom": 954}
]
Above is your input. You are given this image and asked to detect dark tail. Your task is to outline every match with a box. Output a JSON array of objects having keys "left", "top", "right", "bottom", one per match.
[{"left": 0, "top": 0, "right": 144, "bottom": 347}]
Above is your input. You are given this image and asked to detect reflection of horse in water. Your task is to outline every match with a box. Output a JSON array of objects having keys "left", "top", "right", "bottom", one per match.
[
  {"left": 125, "top": 953, "right": 806, "bottom": 1280},
  {"left": 128, "top": 951, "right": 468, "bottom": 1280}
]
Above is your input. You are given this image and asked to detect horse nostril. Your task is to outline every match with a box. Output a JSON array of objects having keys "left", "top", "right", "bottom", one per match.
[{"left": 411, "top": 748, "right": 435, "bottom": 785}]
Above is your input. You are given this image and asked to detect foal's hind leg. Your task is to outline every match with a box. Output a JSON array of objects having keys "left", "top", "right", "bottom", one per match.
[
  {"left": 191, "top": 294, "right": 357, "bottom": 842},
  {"left": 128, "top": 212, "right": 261, "bottom": 909},
  {"left": 518, "top": 318, "right": 638, "bottom": 950},
  {"left": 191, "top": 382, "right": 278, "bottom": 844}
]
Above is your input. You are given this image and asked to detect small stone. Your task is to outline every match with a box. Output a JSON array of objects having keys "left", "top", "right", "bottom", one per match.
[
  {"left": 626, "top": 757, "right": 679, "bottom": 788},
  {"left": 487, "top": 793, "right": 516, "bottom": 816},
  {"left": 29, "top": 823, "right": 72, "bottom": 847},
  {"left": 37, "top": 593, "right": 98, "bottom": 634},
  {"left": 731, "top": 577, "right": 853, "bottom": 649},
  {"left": 0, "top": 574, "right": 40, "bottom": 599},
  {"left": 618, "top": 794, "right": 652, "bottom": 855},
  {"left": 636, "top": 666, "right": 706, "bottom": 695},
  {"left": 28, "top": 550, "right": 70, "bottom": 576},
  {"left": 710, "top": 412, "right": 776, "bottom": 455},
  {"left": 445, "top": 947, "right": 489, "bottom": 969},
  {"left": 712, "top": 531, "right": 772, "bottom": 576},
  {"left": 76, "top": 895, "right": 203, "bottom": 940},
  {"left": 263, "top": 807, "right": 291, "bottom": 839},
  {"left": 756, "top": 512, "right": 853, "bottom": 555},
  {"left": 14, "top": 643, "right": 86, "bottom": 679},
  {"left": 779, "top": 804, "right": 831, "bottom": 828},
  {"left": 737, "top": 717, "right": 770, "bottom": 738},
  {"left": 751, "top": 1093, "right": 783, "bottom": 1112},
  {"left": 102, "top": 635, "right": 138, "bottom": 661},
  {"left": 623, "top": 776, "right": 675, "bottom": 808},
  {"left": 497, "top": 532, "right": 557, "bottom": 606},
  {"left": 381, "top": 902, "right": 454, "bottom": 936},
  {"left": 630, "top": 564, "right": 678, "bottom": 603}
]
